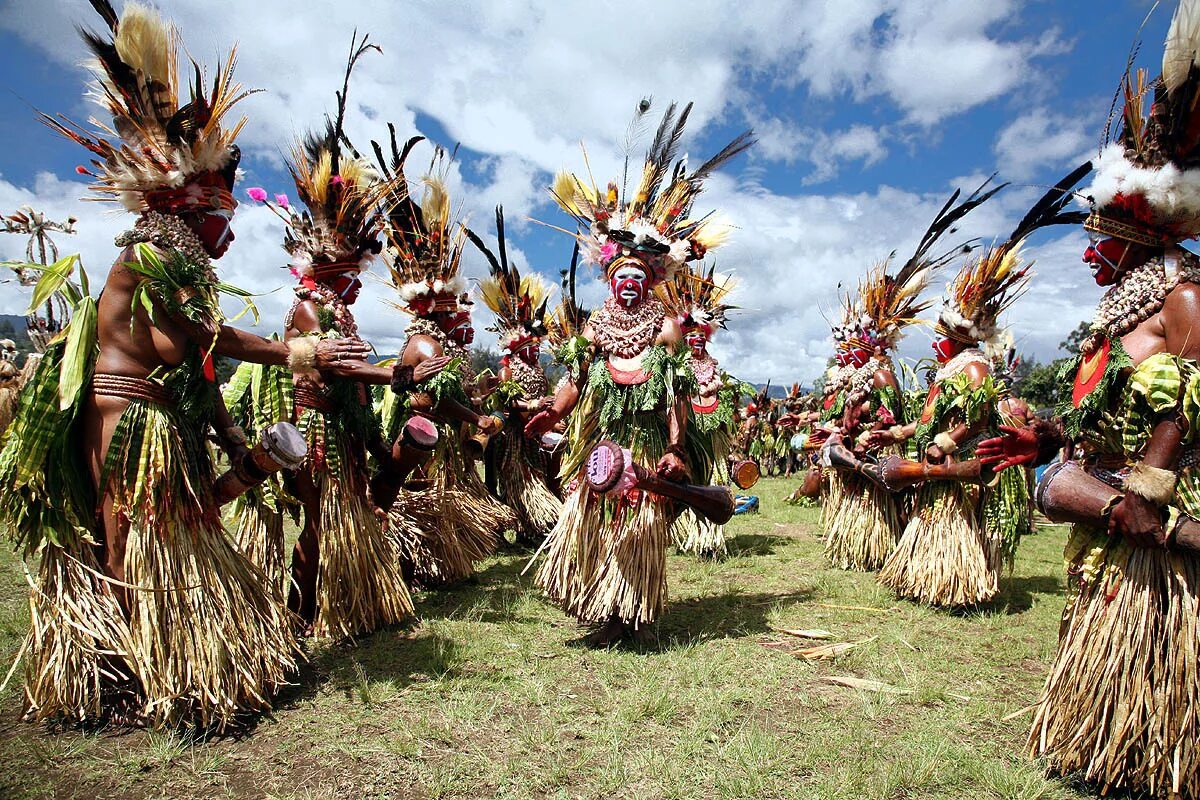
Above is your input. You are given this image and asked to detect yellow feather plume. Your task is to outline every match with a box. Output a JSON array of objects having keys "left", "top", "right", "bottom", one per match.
[{"left": 114, "top": 2, "right": 173, "bottom": 87}]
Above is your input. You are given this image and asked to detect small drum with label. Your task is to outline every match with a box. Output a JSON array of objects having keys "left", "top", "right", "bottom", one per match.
[
  {"left": 732, "top": 460, "right": 760, "bottom": 489},
  {"left": 402, "top": 416, "right": 439, "bottom": 451}
]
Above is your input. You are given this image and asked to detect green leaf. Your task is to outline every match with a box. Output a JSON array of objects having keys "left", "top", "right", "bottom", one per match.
[
  {"left": 26, "top": 254, "right": 79, "bottom": 313},
  {"left": 58, "top": 296, "right": 97, "bottom": 411}
]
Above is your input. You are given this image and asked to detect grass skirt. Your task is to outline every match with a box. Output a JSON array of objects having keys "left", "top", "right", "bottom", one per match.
[
  {"left": 390, "top": 437, "right": 512, "bottom": 588},
  {"left": 536, "top": 480, "right": 672, "bottom": 630},
  {"left": 106, "top": 399, "right": 299, "bottom": 729},
  {"left": 824, "top": 471, "right": 901, "bottom": 571},
  {"left": 230, "top": 496, "right": 286, "bottom": 595},
  {"left": 878, "top": 480, "right": 998, "bottom": 607},
  {"left": 820, "top": 470, "right": 849, "bottom": 541},
  {"left": 497, "top": 433, "right": 562, "bottom": 540},
  {"left": 20, "top": 544, "right": 139, "bottom": 722},
  {"left": 1029, "top": 530, "right": 1200, "bottom": 798},
  {"left": 673, "top": 508, "right": 727, "bottom": 559}
]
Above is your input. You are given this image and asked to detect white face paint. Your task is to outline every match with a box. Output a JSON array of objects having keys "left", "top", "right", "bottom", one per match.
[{"left": 611, "top": 264, "right": 649, "bottom": 307}]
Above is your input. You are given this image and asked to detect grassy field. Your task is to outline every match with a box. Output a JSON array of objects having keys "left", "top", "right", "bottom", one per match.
[{"left": 0, "top": 477, "right": 1103, "bottom": 800}]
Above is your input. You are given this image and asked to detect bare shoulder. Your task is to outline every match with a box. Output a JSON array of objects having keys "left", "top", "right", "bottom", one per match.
[
  {"left": 658, "top": 316, "right": 683, "bottom": 347},
  {"left": 402, "top": 333, "right": 445, "bottom": 366},
  {"left": 872, "top": 367, "right": 897, "bottom": 391},
  {"left": 288, "top": 299, "right": 321, "bottom": 336},
  {"left": 1164, "top": 281, "right": 1200, "bottom": 315},
  {"left": 963, "top": 360, "right": 990, "bottom": 387}
]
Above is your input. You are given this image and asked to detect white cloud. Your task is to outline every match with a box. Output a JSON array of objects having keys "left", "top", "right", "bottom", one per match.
[
  {"left": 0, "top": 0, "right": 1101, "bottom": 386},
  {"left": 994, "top": 108, "right": 1096, "bottom": 181}
]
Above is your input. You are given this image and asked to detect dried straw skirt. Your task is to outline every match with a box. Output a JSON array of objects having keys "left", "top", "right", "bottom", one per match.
[
  {"left": 1029, "top": 526, "right": 1200, "bottom": 799},
  {"left": 674, "top": 508, "right": 727, "bottom": 559},
  {"left": 98, "top": 399, "right": 297, "bottom": 729},
  {"left": 536, "top": 480, "right": 672, "bottom": 629},
  {"left": 497, "top": 432, "right": 562, "bottom": 540},
  {"left": 390, "top": 433, "right": 512, "bottom": 588},
  {"left": 878, "top": 480, "right": 999, "bottom": 607},
  {"left": 824, "top": 471, "right": 901, "bottom": 571}
]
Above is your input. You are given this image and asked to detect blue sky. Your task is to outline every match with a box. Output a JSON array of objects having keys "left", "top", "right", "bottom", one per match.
[{"left": 0, "top": 0, "right": 1173, "bottom": 383}]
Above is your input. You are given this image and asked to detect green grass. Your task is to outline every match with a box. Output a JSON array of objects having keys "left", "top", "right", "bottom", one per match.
[{"left": 0, "top": 478, "right": 1097, "bottom": 799}]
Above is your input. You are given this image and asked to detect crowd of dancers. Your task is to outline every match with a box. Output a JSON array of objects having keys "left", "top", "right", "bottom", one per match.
[{"left": 4, "top": 2, "right": 1200, "bottom": 798}]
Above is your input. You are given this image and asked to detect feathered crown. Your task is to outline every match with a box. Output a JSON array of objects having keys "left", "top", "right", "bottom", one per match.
[
  {"left": 1085, "top": 0, "right": 1200, "bottom": 245},
  {"left": 43, "top": 0, "right": 253, "bottom": 215},
  {"left": 549, "top": 100, "right": 753, "bottom": 284},
  {"left": 466, "top": 206, "right": 553, "bottom": 351},
  {"left": 656, "top": 262, "right": 737, "bottom": 336},
  {"left": 371, "top": 129, "right": 470, "bottom": 315},
  {"left": 546, "top": 243, "right": 590, "bottom": 349},
  {"left": 248, "top": 33, "right": 397, "bottom": 282},
  {"left": 851, "top": 179, "right": 1005, "bottom": 352},
  {"left": 938, "top": 164, "right": 1091, "bottom": 343},
  {"left": 744, "top": 381, "right": 772, "bottom": 416}
]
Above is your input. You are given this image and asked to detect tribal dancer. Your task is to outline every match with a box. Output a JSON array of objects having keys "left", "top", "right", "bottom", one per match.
[
  {"left": 526, "top": 101, "right": 753, "bottom": 645},
  {"left": 374, "top": 138, "right": 514, "bottom": 587},
  {"left": 234, "top": 36, "right": 415, "bottom": 638},
  {"left": 467, "top": 206, "right": 562, "bottom": 543},
  {"left": 659, "top": 263, "right": 747, "bottom": 559},
  {"left": 978, "top": 6, "right": 1200, "bottom": 793},
  {"left": 871, "top": 169, "right": 1086, "bottom": 606},
  {"left": 823, "top": 185, "right": 993, "bottom": 571},
  {"left": 0, "top": 1, "right": 367, "bottom": 728}
]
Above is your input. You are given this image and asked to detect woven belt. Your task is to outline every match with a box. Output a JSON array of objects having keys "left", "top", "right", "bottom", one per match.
[
  {"left": 92, "top": 373, "right": 174, "bottom": 406},
  {"left": 294, "top": 384, "right": 335, "bottom": 413}
]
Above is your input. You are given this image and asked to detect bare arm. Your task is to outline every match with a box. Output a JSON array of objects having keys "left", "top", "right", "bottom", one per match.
[{"left": 402, "top": 333, "right": 489, "bottom": 428}]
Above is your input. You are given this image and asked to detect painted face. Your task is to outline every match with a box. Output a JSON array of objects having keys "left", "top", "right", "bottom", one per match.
[
  {"left": 609, "top": 263, "right": 649, "bottom": 308},
  {"left": 834, "top": 350, "right": 850, "bottom": 367},
  {"left": 932, "top": 337, "right": 961, "bottom": 364},
  {"left": 326, "top": 271, "right": 363, "bottom": 304},
  {"left": 685, "top": 330, "right": 708, "bottom": 355},
  {"left": 514, "top": 339, "right": 541, "bottom": 365},
  {"left": 446, "top": 312, "right": 474, "bottom": 346},
  {"left": 845, "top": 347, "right": 871, "bottom": 368},
  {"left": 1083, "top": 236, "right": 1137, "bottom": 287},
  {"left": 190, "top": 207, "right": 236, "bottom": 258}
]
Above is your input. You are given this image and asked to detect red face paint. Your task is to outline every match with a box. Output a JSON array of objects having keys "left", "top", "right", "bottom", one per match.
[
  {"left": 193, "top": 210, "right": 235, "bottom": 258},
  {"left": 845, "top": 347, "right": 871, "bottom": 368},
  {"left": 1082, "top": 238, "right": 1133, "bottom": 287},
  {"left": 932, "top": 338, "right": 960, "bottom": 364},
  {"left": 685, "top": 330, "right": 708, "bottom": 356}
]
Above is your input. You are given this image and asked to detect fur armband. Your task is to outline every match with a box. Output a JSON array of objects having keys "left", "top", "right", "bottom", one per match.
[
  {"left": 287, "top": 336, "right": 319, "bottom": 375},
  {"left": 888, "top": 425, "right": 906, "bottom": 439},
  {"left": 933, "top": 432, "right": 959, "bottom": 454},
  {"left": 1125, "top": 462, "right": 1177, "bottom": 506},
  {"left": 391, "top": 363, "right": 416, "bottom": 394}
]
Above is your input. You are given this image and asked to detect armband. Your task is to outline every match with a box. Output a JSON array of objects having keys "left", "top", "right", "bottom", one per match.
[
  {"left": 933, "top": 432, "right": 959, "bottom": 454},
  {"left": 1125, "top": 462, "right": 1177, "bottom": 505}
]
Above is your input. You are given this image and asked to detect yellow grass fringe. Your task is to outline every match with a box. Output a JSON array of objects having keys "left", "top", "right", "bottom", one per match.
[
  {"left": 231, "top": 500, "right": 286, "bottom": 595},
  {"left": 309, "top": 464, "right": 414, "bottom": 640},
  {"left": 1029, "top": 541, "right": 1200, "bottom": 799},
  {"left": 824, "top": 473, "right": 901, "bottom": 572},
  {"left": 878, "top": 481, "right": 999, "bottom": 607},
  {"left": 673, "top": 508, "right": 727, "bottom": 560},
  {"left": 498, "top": 435, "right": 562, "bottom": 540},
  {"left": 20, "top": 545, "right": 140, "bottom": 723}
]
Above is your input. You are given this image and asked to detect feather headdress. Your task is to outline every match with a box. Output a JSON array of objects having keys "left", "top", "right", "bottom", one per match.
[
  {"left": 656, "top": 261, "right": 737, "bottom": 336},
  {"left": 371, "top": 129, "right": 470, "bottom": 316},
  {"left": 43, "top": 0, "right": 253, "bottom": 214},
  {"left": 549, "top": 100, "right": 754, "bottom": 284},
  {"left": 848, "top": 177, "right": 1005, "bottom": 352},
  {"left": 546, "top": 243, "right": 590, "bottom": 349},
  {"left": 1085, "top": 0, "right": 1200, "bottom": 245},
  {"left": 937, "top": 163, "right": 1091, "bottom": 343},
  {"left": 466, "top": 206, "right": 553, "bottom": 352},
  {"left": 248, "top": 33, "right": 398, "bottom": 282}
]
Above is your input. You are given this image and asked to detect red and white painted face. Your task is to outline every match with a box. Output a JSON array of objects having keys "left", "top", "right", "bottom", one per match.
[
  {"left": 326, "top": 270, "right": 363, "bottom": 305},
  {"left": 932, "top": 337, "right": 962, "bottom": 364},
  {"left": 609, "top": 262, "right": 650, "bottom": 308},
  {"left": 1083, "top": 236, "right": 1135, "bottom": 287},
  {"left": 438, "top": 310, "right": 474, "bottom": 346},
  {"left": 192, "top": 206, "right": 237, "bottom": 259},
  {"left": 513, "top": 338, "right": 541, "bottom": 365},
  {"left": 684, "top": 329, "right": 708, "bottom": 356},
  {"left": 844, "top": 347, "right": 871, "bottom": 368}
]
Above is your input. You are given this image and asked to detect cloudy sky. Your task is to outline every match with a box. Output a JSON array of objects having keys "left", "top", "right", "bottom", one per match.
[{"left": 0, "top": 0, "right": 1173, "bottom": 383}]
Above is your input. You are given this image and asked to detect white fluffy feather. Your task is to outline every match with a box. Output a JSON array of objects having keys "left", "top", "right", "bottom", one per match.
[
  {"left": 1084, "top": 143, "right": 1200, "bottom": 232},
  {"left": 1164, "top": 0, "right": 1200, "bottom": 92}
]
